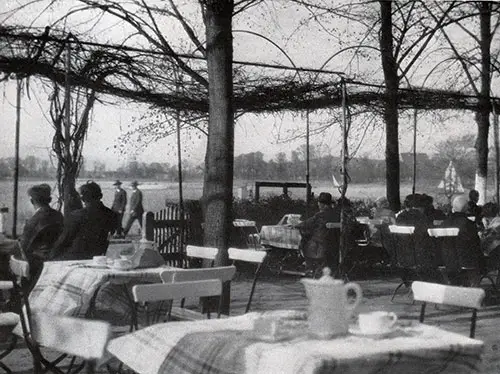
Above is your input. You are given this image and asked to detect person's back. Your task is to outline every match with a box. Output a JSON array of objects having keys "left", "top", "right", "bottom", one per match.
[
  {"left": 50, "top": 181, "right": 117, "bottom": 260},
  {"left": 21, "top": 184, "right": 64, "bottom": 260},
  {"left": 441, "top": 195, "right": 485, "bottom": 284}
]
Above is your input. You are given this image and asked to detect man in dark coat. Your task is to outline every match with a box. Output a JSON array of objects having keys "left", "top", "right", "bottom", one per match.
[
  {"left": 49, "top": 181, "right": 117, "bottom": 260},
  {"left": 295, "top": 192, "right": 338, "bottom": 277},
  {"left": 441, "top": 195, "right": 486, "bottom": 286},
  {"left": 20, "top": 184, "right": 64, "bottom": 276},
  {"left": 123, "top": 180, "right": 144, "bottom": 237},
  {"left": 111, "top": 180, "right": 127, "bottom": 238}
]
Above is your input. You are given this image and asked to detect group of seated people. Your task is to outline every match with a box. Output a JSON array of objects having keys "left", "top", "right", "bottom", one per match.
[
  {"left": 19, "top": 181, "right": 118, "bottom": 279},
  {"left": 382, "top": 190, "right": 494, "bottom": 286}
]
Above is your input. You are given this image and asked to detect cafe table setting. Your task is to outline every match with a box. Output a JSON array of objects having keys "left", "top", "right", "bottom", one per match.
[
  {"left": 27, "top": 240, "right": 169, "bottom": 325},
  {"left": 106, "top": 268, "right": 484, "bottom": 374}
]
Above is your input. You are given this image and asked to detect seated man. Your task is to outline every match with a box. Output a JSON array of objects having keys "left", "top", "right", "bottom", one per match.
[
  {"left": 441, "top": 195, "right": 486, "bottom": 286},
  {"left": 20, "top": 184, "right": 64, "bottom": 276},
  {"left": 49, "top": 181, "right": 117, "bottom": 261},
  {"left": 295, "top": 192, "right": 338, "bottom": 277}
]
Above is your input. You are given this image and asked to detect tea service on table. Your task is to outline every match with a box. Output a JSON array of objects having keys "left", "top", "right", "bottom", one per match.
[
  {"left": 92, "top": 255, "right": 134, "bottom": 270},
  {"left": 301, "top": 267, "right": 400, "bottom": 340}
]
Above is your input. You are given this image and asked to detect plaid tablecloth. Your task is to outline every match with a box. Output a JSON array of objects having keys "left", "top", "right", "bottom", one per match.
[
  {"left": 107, "top": 311, "right": 484, "bottom": 374},
  {"left": 259, "top": 225, "right": 301, "bottom": 250},
  {"left": 29, "top": 260, "right": 170, "bottom": 324}
]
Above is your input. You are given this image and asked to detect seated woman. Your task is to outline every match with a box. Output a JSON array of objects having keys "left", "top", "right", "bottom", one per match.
[
  {"left": 371, "top": 196, "right": 395, "bottom": 224},
  {"left": 479, "top": 202, "right": 500, "bottom": 273}
]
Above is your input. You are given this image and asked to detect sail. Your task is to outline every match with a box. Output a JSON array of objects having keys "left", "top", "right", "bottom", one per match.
[
  {"left": 438, "top": 161, "right": 464, "bottom": 195},
  {"left": 332, "top": 173, "right": 341, "bottom": 188}
]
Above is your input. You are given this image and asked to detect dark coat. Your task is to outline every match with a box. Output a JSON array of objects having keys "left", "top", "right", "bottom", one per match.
[
  {"left": 111, "top": 188, "right": 127, "bottom": 213},
  {"left": 296, "top": 206, "right": 339, "bottom": 261},
  {"left": 441, "top": 212, "right": 485, "bottom": 273},
  {"left": 128, "top": 188, "right": 144, "bottom": 217},
  {"left": 20, "top": 206, "right": 64, "bottom": 259},
  {"left": 49, "top": 202, "right": 117, "bottom": 260}
]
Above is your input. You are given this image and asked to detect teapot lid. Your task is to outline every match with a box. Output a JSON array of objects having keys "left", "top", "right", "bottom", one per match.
[{"left": 301, "top": 267, "right": 342, "bottom": 285}]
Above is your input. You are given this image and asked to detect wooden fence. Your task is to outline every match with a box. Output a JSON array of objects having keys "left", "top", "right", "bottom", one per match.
[{"left": 143, "top": 201, "right": 203, "bottom": 267}]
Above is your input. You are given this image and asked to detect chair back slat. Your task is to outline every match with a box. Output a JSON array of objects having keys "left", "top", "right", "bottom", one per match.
[
  {"left": 389, "top": 225, "right": 415, "bottom": 234},
  {"left": 9, "top": 255, "right": 30, "bottom": 279},
  {"left": 228, "top": 248, "right": 266, "bottom": 264},
  {"left": 132, "top": 279, "right": 222, "bottom": 304},
  {"left": 427, "top": 228, "right": 459, "bottom": 237},
  {"left": 232, "top": 220, "right": 257, "bottom": 227},
  {"left": 412, "top": 281, "right": 485, "bottom": 309},
  {"left": 186, "top": 245, "right": 219, "bottom": 261},
  {"left": 31, "top": 313, "right": 110, "bottom": 360},
  {"left": 172, "top": 266, "right": 236, "bottom": 283}
]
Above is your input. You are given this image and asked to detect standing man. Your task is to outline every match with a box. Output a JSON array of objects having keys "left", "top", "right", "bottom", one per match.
[
  {"left": 111, "top": 180, "right": 127, "bottom": 238},
  {"left": 123, "top": 180, "right": 144, "bottom": 237}
]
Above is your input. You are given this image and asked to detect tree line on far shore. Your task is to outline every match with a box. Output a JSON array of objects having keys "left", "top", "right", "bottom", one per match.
[{"left": 0, "top": 135, "right": 485, "bottom": 185}]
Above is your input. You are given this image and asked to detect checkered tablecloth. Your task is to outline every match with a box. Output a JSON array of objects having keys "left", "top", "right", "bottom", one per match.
[
  {"left": 29, "top": 260, "right": 170, "bottom": 324},
  {"left": 259, "top": 225, "right": 301, "bottom": 250},
  {"left": 107, "top": 310, "right": 484, "bottom": 374}
]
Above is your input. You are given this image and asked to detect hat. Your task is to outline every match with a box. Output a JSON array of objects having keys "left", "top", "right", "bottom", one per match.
[
  {"left": 28, "top": 184, "right": 52, "bottom": 204},
  {"left": 317, "top": 192, "right": 333, "bottom": 205},
  {"left": 113, "top": 180, "right": 122, "bottom": 186},
  {"left": 131, "top": 180, "right": 139, "bottom": 187}
]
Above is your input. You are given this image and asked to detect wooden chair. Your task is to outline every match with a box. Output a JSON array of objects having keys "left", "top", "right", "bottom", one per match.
[
  {"left": 428, "top": 228, "right": 497, "bottom": 289},
  {"left": 9, "top": 255, "right": 73, "bottom": 374},
  {"left": 185, "top": 245, "right": 219, "bottom": 267},
  {"left": 387, "top": 225, "right": 416, "bottom": 301},
  {"left": 30, "top": 313, "right": 111, "bottom": 374},
  {"left": 232, "top": 220, "right": 261, "bottom": 249},
  {"left": 161, "top": 266, "right": 236, "bottom": 321},
  {"left": 132, "top": 279, "right": 223, "bottom": 324},
  {"left": 411, "top": 281, "right": 485, "bottom": 338},
  {"left": 228, "top": 248, "right": 267, "bottom": 313}
]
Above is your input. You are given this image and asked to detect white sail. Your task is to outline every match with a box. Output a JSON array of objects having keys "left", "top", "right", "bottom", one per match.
[
  {"left": 332, "top": 173, "right": 341, "bottom": 188},
  {"left": 438, "top": 161, "right": 464, "bottom": 195}
]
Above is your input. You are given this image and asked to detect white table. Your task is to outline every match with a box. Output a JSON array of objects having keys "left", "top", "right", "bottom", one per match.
[{"left": 107, "top": 310, "right": 484, "bottom": 374}]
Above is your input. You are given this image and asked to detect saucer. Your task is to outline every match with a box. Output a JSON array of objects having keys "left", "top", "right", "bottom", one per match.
[
  {"left": 107, "top": 263, "right": 133, "bottom": 271},
  {"left": 348, "top": 325, "right": 397, "bottom": 338}
]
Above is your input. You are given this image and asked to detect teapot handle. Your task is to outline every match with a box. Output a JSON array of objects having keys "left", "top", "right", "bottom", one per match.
[{"left": 344, "top": 282, "right": 363, "bottom": 313}]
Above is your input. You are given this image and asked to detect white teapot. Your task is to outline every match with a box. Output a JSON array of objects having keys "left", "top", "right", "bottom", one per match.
[{"left": 301, "top": 267, "right": 362, "bottom": 338}]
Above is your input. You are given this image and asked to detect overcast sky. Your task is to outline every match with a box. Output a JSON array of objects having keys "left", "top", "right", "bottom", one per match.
[{"left": 0, "top": 1, "right": 482, "bottom": 171}]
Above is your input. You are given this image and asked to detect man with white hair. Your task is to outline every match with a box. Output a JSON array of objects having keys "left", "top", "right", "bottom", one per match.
[{"left": 440, "top": 195, "right": 485, "bottom": 285}]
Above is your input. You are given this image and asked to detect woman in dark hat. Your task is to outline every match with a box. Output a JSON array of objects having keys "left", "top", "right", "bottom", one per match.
[{"left": 295, "top": 192, "right": 338, "bottom": 277}]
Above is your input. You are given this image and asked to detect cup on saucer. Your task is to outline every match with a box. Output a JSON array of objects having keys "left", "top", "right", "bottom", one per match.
[
  {"left": 358, "top": 311, "right": 398, "bottom": 334},
  {"left": 92, "top": 256, "right": 107, "bottom": 266},
  {"left": 113, "top": 259, "right": 132, "bottom": 270}
]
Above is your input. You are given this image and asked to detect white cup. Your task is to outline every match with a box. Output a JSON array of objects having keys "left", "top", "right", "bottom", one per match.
[
  {"left": 358, "top": 311, "right": 398, "bottom": 334},
  {"left": 93, "top": 256, "right": 107, "bottom": 266}
]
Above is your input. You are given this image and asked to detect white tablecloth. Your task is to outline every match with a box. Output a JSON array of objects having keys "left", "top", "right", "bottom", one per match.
[{"left": 107, "top": 310, "right": 484, "bottom": 374}]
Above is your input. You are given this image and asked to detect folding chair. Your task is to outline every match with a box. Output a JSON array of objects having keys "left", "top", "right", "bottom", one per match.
[
  {"left": 228, "top": 248, "right": 267, "bottom": 313},
  {"left": 232, "top": 220, "right": 261, "bottom": 249},
  {"left": 30, "top": 313, "right": 111, "bottom": 374},
  {"left": 428, "top": 227, "right": 497, "bottom": 289},
  {"left": 411, "top": 280, "right": 485, "bottom": 338},
  {"left": 160, "top": 266, "right": 236, "bottom": 321},
  {"left": 0, "top": 272, "right": 18, "bottom": 374},
  {"left": 185, "top": 245, "right": 219, "bottom": 267},
  {"left": 9, "top": 255, "right": 74, "bottom": 374},
  {"left": 387, "top": 225, "right": 416, "bottom": 301},
  {"left": 132, "top": 279, "right": 223, "bottom": 324}
]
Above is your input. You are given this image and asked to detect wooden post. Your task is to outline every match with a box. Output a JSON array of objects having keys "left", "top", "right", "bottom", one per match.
[
  {"left": 143, "top": 212, "right": 154, "bottom": 241},
  {"left": 493, "top": 106, "right": 499, "bottom": 204},
  {"left": 12, "top": 78, "right": 22, "bottom": 239}
]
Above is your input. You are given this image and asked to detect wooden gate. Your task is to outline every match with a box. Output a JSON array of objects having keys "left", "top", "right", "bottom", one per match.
[{"left": 143, "top": 201, "right": 203, "bottom": 268}]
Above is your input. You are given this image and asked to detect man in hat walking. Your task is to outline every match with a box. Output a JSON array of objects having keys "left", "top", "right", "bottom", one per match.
[
  {"left": 111, "top": 180, "right": 127, "bottom": 238},
  {"left": 123, "top": 181, "right": 144, "bottom": 237}
]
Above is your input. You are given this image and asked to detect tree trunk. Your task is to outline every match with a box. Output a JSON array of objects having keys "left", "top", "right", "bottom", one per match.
[
  {"left": 379, "top": 1, "right": 401, "bottom": 212},
  {"left": 202, "top": 0, "right": 234, "bottom": 265},
  {"left": 474, "top": 1, "right": 491, "bottom": 205}
]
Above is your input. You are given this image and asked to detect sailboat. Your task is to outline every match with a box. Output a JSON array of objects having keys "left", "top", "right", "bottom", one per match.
[{"left": 438, "top": 161, "right": 464, "bottom": 198}]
